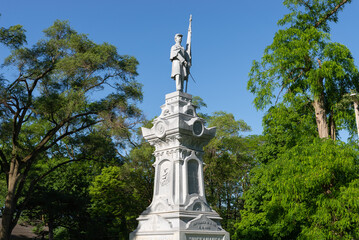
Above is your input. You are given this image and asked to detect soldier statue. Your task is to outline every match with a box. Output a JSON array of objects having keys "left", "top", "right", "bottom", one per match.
[{"left": 170, "top": 15, "right": 192, "bottom": 92}]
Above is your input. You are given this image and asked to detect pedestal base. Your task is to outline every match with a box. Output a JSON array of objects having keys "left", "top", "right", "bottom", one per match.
[
  {"left": 130, "top": 230, "right": 230, "bottom": 240},
  {"left": 130, "top": 210, "right": 230, "bottom": 240}
]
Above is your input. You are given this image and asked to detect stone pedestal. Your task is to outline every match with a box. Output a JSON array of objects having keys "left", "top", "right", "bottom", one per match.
[{"left": 130, "top": 91, "right": 230, "bottom": 240}]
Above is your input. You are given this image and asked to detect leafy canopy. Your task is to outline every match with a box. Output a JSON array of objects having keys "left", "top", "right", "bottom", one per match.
[
  {"left": 235, "top": 139, "right": 359, "bottom": 240},
  {"left": 0, "top": 19, "right": 143, "bottom": 239},
  {"left": 247, "top": 0, "right": 358, "bottom": 138}
]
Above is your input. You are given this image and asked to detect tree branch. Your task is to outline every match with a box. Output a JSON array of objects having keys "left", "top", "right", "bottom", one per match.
[
  {"left": 22, "top": 113, "right": 100, "bottom": 164},
  {"left": 0, "top": 149, "right": 9, "bottom": 176},
  {"left": 45, "top": 120, "right": 102, "bottom": 151},
  {"left": 298, "top": 0, "right": 313, "bottom": 11},
  {"left": 1, "top": 100, "right": 16, "bottom": 115},
  {"left": 315, "top": 0, "right": 349, "bottom": 28},
  {"left": 115, "top": 148, "right": 128, "bottom": 161},
  {"left": 12, "top": 96, "right": 20, "bottom": 109},
  {"left": 11, "top": 65, "right": 55, "bottom": 151},
  {"left": 22, "top": 112, "right": 33, "bottom": 123},
  {"left": 29, "top": 66, "right": 54, "bottom": 92},
  {"left": 84, "top": 73, "right": 114, "bottom": 92},
  {"left": 275, "top": 84, "right": 286, "bottom": 105}
]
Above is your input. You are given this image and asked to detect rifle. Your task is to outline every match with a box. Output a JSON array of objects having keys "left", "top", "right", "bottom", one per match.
[{"left": 185, "top": 15, "right": 192, "bottom": 93}]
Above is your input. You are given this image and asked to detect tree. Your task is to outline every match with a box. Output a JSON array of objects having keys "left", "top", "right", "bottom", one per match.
[
  {"left": 247, "top": 0, "right": 359, "bottom": 139},
  {"left": 0, "top": 20, "right": 142, "bottom": 240},
  {"left": 233, "top": 94, "right": 359, "bottom": 239},
  {"left": 0, "top": 14, "right": 26, "bottom": 49},
  {"left": 255, "top": 96, "right": 318, "bottom": 164},
  {"left": 203, "top": 111, "right": 262, "bottom": 234},
  {"left": 89, "top": 139, "right": 154, "bottom": 240},
  {"left": 20, "top": 130, "right": 123, "bottom": 240},
  {"left": 23, "top": 162, "right": 93, "bottom": 240},
  {"left": 234, "top": 139, "right": 359, "bottom": 240}
]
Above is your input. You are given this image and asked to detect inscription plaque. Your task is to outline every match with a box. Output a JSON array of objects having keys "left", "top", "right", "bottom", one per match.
[
  {"left": 186, "top": 214, "right": 219, "bottom": 231},
  {"left": 186, "top": 235, "right": 224, "bottom": 240}
]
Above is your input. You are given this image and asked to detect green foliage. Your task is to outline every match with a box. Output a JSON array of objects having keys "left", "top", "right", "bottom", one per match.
[
  {"left": 24, "top": 161, "right": 93, "bottom": 228},
  {"left": 235, "top": 139, "right": 359, "bottom": 240},
  {"left": 280, "top": 0, "right": 351, "bottom": 31},
  {"left": 192, "top": 96, "right": 207, "bottom": 110},
  {"left": 0, "top": 14, "right": 26, "bottom": 48},
  {"left": 203, "top": 111, "right": 262, "bottom": 234},
  {"left": 0, "top": 19, "right": 143, "bottom": 239},
  {"left": 247, "top": 0, "right": 358, "bottom": 138},
  {"left": 89, "top": 141, "right": 154, "bottom": 239},
  {"left": 18, "top": 125, "right": 131, "bottom": 239},
  {"left": 53, "top": 227, "right": 71, "bottom": 240},
  {"left": 256, "top": 97, "right": 318, "bottom": 163},
  {"left": 235, "top": 87, "right": 359, "bottom": 239},
  {"left": 32, "top": 222, "right": 45, "bottom": 236},
  {"left": 207, "top": 111, "right": 251, "bottom": 138}
]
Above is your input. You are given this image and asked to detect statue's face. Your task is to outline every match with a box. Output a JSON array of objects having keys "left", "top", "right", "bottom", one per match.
[{"left": 175, "top": 35, "right": 182, "bottom": 44}]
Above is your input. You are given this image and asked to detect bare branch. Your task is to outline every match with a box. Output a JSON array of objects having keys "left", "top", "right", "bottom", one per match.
[{"left": 315, "top": 0, "right": 349, "bottom": 28}]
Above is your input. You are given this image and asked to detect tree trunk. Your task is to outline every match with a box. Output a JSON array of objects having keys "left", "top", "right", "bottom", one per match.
[
  {"left": 48, "top": 213, "right": 54, "bottom": 240},
  {"left": 1, "top": 192, "right": 16, "bottom": 240},
  {"left": 226, "top": 189, "right": 231, "bottom": 229},
  {"left": 329, "top": 113, "right": 336, "bottom": 141},
  {"left": 353, "top": 99, "right": 359, "bottom": 139},
  {"left": 312, "top": 98, "right": 329, "bottom": 139},
  {"left": 0, "top": 161, "right": 20, "bottom": 240}
]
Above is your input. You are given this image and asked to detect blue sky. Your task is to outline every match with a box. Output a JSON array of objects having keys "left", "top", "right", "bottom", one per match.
[{"left": 1, "top": 0, "right": 359, "bottom": 137}]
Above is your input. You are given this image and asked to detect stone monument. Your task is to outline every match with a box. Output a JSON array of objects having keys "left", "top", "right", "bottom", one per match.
[{"left": 130, "top": 16, "right": 230, "bottom": 240}]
